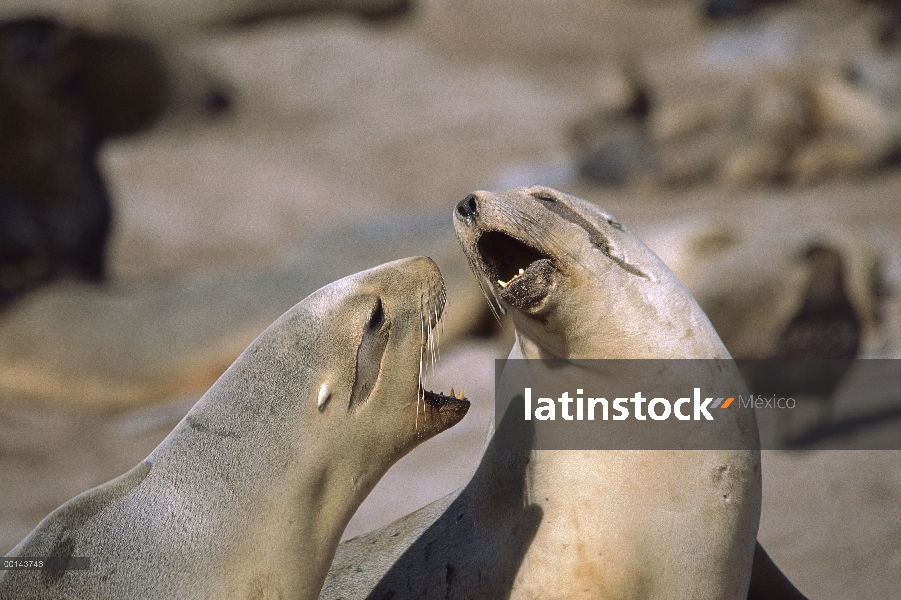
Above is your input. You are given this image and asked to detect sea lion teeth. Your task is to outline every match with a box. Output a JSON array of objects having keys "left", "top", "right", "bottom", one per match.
[
  {"left": 0, "top": 257, "right": 470, "bottom": 600},
  {"left": 497, "top": 267, "right": 529, "bottom": 289},
  {"left": 498, "top": 258, "right": 557, "bottom": 310}
]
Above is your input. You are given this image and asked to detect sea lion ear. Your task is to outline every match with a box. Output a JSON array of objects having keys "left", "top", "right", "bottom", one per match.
[{"left": 317, "top": 382, "right": 332, "bottom": 411}]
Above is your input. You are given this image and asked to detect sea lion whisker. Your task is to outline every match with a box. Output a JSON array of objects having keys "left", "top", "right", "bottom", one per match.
[
  {"left": 431, "top": 278, "right": 441, "bottom": 369},
  {"left": 427, "top": 281, "right": 436, "bottom": 374},
  {"left": 417, "top": 287, "right": 424, "bottom": 431},
  {"left": 463, "top": 245, "right": 506, "bottom": 323},
  {"left": 433, "top": 278, "right": 440, "bottom": 366}
]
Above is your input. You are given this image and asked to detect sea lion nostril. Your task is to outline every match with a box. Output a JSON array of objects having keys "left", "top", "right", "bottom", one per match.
[{"left": 456, "top": 194, "right": 478, "bottom": 219}]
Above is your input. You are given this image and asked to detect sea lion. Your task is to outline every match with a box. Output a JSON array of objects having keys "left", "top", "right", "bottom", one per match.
[
  {"left": 743, "top": 244, "right": 862, "bottom": 441},
  {"left": 773, "top": 245, "right": 861, "bottom": 363},
  {"left": 321, "top": 186, "right": 765, "bottom": 599},
  {"left": 642, "top": 214, "right": 885, "bottom": 360},
  {"left": 0, "top": 256, "right": 469, "bottom": 599},
  {"left": 0, "top": 16, "right": 171, "bottom": 303}
]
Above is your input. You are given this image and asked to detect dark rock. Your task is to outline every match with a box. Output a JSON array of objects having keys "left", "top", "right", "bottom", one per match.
[
  {"left": 703, "top": 0, "right": 790, "bottom": 20},
  {"left": 0, "top": 17, "right": 170, "bottom": 306}
]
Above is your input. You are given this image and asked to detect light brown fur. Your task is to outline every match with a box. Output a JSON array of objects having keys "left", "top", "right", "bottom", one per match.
[
  {"left": 321, "top": 187, "right": 761, "bottom": 599},
  {"left": 0, "top": 257, "right": 468, "bottom": 599}
]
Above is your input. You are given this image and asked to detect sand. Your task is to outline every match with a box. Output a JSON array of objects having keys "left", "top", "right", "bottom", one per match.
[{"left": 1, "top": 1, "right": 899, "bottom": 598}]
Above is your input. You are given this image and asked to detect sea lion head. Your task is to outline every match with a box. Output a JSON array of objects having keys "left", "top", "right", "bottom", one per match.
[
  {"left": 286, "top": 256, "right": 470, "bottom": 465},
  {"left": 194, "top": 256, "right": 470, "bottom": 507},
  {"left": 454, "top": 186, "right": 729, "bottom": 359}
]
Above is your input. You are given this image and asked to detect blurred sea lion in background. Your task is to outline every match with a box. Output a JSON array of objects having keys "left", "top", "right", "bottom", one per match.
[
  {"left": 0, "top": 17, "right": 169, "bottom": 304},
  {"left": 0, "top": 0, "right": 414, "bottom": 38},
  {"left": 745, "top": 244, "right": 863, "bottom": 435},
  {"left": 774, "top": 245, "right": 862, "bottom": 364},
  {"left": 571, "top": 63, "right": 901, "bottom": 190},
  {"left": 646, "top": 217, "right": 887, "bottom": 442},
  {"left": 646, "top": 217, "right": 885, "bottom": 361},
  {"left": 0, "top": 187, "right": 51, "bottom": 302}
]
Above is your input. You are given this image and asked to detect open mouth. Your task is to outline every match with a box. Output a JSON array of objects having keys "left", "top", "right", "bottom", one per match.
[
  {"left": 415, "top": 280, "right": 470, "bottom": 422},
  {"left": 476, "top": 230, "right": 557, "bottom": 309},
  {"left": 421, "top": 386, "right": 467, "bottom": 409},
  {"left": 415, "top": 384, "right": 468, "bottom": 434}
]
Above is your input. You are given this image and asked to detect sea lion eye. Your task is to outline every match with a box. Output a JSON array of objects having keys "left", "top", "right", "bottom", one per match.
[
  {"left": 349, "top": 297, "right": 390, "bottom": 411},
  {"left": 608, "top": 219, "right": 623, "bottom": 230},
  {"left": 368, "top": 298, "right": 385, "bottom": 331},
  {"left": 531, "top": 191, "right": 557, "bottom": 203}
]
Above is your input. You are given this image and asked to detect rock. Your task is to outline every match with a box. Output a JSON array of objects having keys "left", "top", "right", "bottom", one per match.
[
  {"left": 0, "top": 17, "right": 170, "bottom": 304},
  {"left": 0, "top": 213, "right": 488, "bottom": 408}
]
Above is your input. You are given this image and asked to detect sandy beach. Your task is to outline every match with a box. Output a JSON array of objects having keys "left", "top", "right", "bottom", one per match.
[{"left": 1, "top": 1, "right": 900, "bottom": 597}]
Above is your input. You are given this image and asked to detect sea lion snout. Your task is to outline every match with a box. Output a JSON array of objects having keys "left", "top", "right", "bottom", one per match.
[
  {"left": 454, "top": 190, "right": 563, "bottom": 316},
  {"left": 344, "top": 256, "right": 469, "bottom": 440}
]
